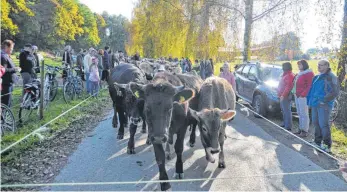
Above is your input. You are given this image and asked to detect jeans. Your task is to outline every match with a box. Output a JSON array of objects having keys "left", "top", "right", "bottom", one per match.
[
  {"left": 280, "top": 96, "right": 293, "bottom": 130},
  {"left": 295, "top": 96, "right": 310, "bottom": 132},
  {"left": 85, "top": 72, "right": 90, "bottom": 93},
  {"left": 90, "top": 81, "right": 99, "bottom": 97},
  {"left": 312, "top": 104, "right": 332, "bottom": 148},
  {"left": 1, "top": 85, "right": 13, "bottom": 107}
]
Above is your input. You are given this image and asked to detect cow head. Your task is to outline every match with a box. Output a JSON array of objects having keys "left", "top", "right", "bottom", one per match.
[
  {"left": 130, "top": 82, "right": 194, "bottom": 144},
  {"left": 189, "top": 108, "right": 236, "bottom": 163},
  {"left": 113, "top": 82, "right": 144, "bottom": 125}
]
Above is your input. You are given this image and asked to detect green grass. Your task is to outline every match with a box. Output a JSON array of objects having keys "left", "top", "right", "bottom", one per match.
[
  {"left": 1, "top": 89, "right": 110, "bottom": 163},
  {"left": 331, "top": 126, "right": 347, "bottom": 158}
]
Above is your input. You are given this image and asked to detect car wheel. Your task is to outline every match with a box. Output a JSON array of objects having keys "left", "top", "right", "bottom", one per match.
[{"left": 253, "top": 94, "right": 267, "bottom": 118}]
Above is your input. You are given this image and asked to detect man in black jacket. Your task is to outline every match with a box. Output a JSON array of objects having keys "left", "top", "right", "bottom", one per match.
[
  {"left": 19, "top": 44, "right": 36, "bottom": 96},
  {"left": 1, "top": 40, "right": 17, "bottom": 106}
]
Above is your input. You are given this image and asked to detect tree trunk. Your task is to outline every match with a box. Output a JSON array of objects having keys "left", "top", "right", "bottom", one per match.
[
  {"left": 338, "top": 0, "right": 347, "bottom": 86},
  {"left": 243, "top": 0, "right": 253, "bottom": 63},
  {"left": 197, "top": 0, "right": 210, "bottom": 59}
]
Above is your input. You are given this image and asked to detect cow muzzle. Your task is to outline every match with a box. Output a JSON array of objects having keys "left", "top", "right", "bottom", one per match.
[
  {"left": 150, "top": 135, "right": 168, "bottom": 144},
  {"left": 130, "top": 117, "right": 141, "bottom": 125}
]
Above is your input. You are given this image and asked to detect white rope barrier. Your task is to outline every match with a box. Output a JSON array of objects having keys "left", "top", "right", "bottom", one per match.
[{"left": 0, "top": 168, "right": 344, "bottom": 188}]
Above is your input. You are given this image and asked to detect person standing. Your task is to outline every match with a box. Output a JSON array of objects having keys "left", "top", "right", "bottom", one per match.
[
  {"left": 97, "top": 49, "right": 104, "bottom": 84},
  {"left": 89, "top": 57, "right": 100, "bottom": 97},
  {"left": 102, "top": 46, "right": 110, "bottom": 82},
  {"left": 199, "top": 60, "right": 206, "bottom": 79},
  {"left": 307, "top": 60, "right": 339, "bottom": 153},
  {"left": 292, "top": 60, "right": 314, "bottom": 137},
  {"left": 1, "top": 40, "right": 17, "bottom": 107},
  {"left": 209, "top": 58, "right": 214, "bottom": 74},
  {"left": 83, "top": 48, "right": 93, "bottom": 93},
  {"left": 205, "top": 59, "right": 213, "bottom": 78},
  {"left": 219, "top": 63, "right": 236, "bottom": 91},
  {"left": 277, "top": 62, "right": 295, "bottom": 131},
  {"left": 76, "top": 48, "right": 84, "bottom": 78},
  {"left": 62, "top": 45, "right": 73, "bottom": 81},
  {"left": 32, "top": 45, "right": 41, "bottom": 74},
  {"left": 19, "top": 44, "right": 36, "bottom": 96}
]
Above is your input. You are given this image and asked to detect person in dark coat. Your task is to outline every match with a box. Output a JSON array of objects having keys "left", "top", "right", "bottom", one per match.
[
  {"left": 102, "top": 46, "right": 110, "bottom": 81},
  {"left": 19, "top": 44, "right": 36, "bottom": 97},
  {"left": 1, "top": 40, "right": 17, "bottom": 107},
  {"left": 62, "top": 45, "right": 73, "bottom": 80}
]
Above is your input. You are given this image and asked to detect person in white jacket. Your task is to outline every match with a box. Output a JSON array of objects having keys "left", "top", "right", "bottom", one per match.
[{"left": 83, "top": 48, "right": 93, "bottom": 93}]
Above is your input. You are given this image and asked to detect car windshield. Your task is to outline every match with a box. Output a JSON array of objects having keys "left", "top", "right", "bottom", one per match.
[{"left": 259, "top": 67, "right": 283, "bottom": 81}]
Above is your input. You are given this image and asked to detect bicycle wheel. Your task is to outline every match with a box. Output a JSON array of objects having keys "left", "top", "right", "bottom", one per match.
[
  {"left": 1, "top": 104, "right": 16, "bottom": 135},
  {"left": 18, "top": 92, "right": 33, "bottom": 124},
  {"left": 50, "top": 79, "right": 59, "bottom": 102},
  {"left": 329, "top": 100, "right": 339, "bottom": 122},
  {"left": 63, "top": 82, "right": 76, "bottom": 104}
]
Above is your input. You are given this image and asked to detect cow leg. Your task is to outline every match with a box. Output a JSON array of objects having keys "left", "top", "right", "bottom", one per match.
[
  {"left": 141, "top": 115, "right": 147, "bottom": 133},
  {"left": 153, "top": 144, "right": 171, "bottom": 191},
  {"left": 124, "top": 112, "right": 129, "bottom": 128},
  {"left": 218, "top": 122, "right": 227, "bottom": 168},
  {"left": 165, "top": 141, "right": 174, "bottom": 160},
  {"left": 189, "top": 121, "right": 197, "bottom": 147},
  {"left": 117, "top": 107, "right": 126, "bottom": 139},
  {"left": 112, "top": 105, "right": 118, "bottom": 128},
  {"left": 127, "top": 123, "right": 137, "bottom": 154},
  {"left": 173, "top": 131, "right": 186, "bottom": 179}
]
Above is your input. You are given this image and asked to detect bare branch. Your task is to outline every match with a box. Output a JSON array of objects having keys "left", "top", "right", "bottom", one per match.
[
  {"left": 206, "top": 0, "right": 246, "bottom": 18},
  {"left": 252, "top": 0, "right": 287, "bottom": 21}
]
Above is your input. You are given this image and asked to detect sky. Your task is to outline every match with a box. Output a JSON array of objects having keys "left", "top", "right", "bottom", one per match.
[{"left": 80, "top": 0, "right": 344, "bottom": 52}]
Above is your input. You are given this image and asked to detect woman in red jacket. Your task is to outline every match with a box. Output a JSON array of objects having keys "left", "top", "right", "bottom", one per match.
[
  {"left": 277, "top": 62, "right": 295, "bottom": 131},
  {"left": 292, "top": 60, "right": 314, "bottom": 137}
]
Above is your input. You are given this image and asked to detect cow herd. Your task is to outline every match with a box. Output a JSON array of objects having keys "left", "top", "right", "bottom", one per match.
[{"left": 107, "top": 59, "right": 236, "bottom": 191}]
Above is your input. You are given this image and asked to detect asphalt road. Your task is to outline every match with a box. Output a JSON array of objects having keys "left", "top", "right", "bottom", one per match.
[{"left": 45, "top": 109, "right": 347, "bottom": 191}]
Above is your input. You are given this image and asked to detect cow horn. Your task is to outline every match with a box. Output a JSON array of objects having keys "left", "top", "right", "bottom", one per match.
[
  {"left": 114, "top": 82, "right": 129, "bottom": 90},
  {"left": 175, "top": 85, "right": 185, "bottom": 92}
]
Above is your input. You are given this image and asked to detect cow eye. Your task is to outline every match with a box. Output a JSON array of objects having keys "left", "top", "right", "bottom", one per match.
[{"left": 202, "top": 127, "right": 207, "bottom": 132}]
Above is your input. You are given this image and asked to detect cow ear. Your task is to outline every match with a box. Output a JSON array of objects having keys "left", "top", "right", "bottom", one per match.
[
  {"left": 130, "top": 83, "right": 145, "bottom": 99},
  {"left": 173, "top": 89, "right": 194, "bottom": 103},
  {"left": 220, "top": 110, "right": 236, "bottom": 121},
  {"left": 188, "top": 108, "right": 200, "bottom": 122}
]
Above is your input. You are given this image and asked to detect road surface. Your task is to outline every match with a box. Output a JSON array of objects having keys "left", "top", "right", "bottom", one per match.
[{"left": 46, "top": 109, "right": 347, "bottom": 191}]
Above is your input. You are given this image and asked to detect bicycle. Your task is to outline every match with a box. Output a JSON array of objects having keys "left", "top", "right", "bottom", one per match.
[
  {"left": 62, "top": 65, "right": 84, "bottom": 104},
  {"left": 18, "top": 78, "right": 46, "bottom": 124},
  {"left": 44, "top": 64, "right": 61, "bottom": 102},
  {"left": 1, "top": 103, "right": 16, "bottom": 136}
]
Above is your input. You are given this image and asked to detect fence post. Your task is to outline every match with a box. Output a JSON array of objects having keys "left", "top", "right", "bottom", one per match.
[{"left": 39, "top": 60, "right": 44, "bottom": 119}]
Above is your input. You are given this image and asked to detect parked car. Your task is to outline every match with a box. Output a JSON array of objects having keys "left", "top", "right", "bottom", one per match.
[{"left": 234, "top": 62, "right": 283, "bottom": 117}]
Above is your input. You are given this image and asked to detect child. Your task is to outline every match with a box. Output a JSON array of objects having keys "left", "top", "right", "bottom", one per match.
[{"left": 89, "top": 57, "right": 100, "bottom": 97}]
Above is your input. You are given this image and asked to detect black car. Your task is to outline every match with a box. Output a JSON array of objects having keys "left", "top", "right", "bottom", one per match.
[{"left": 234, "top": 62, "right": 283, "bottom": 117}]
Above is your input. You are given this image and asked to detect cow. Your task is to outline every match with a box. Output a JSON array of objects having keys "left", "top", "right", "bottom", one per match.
[
  {"left": 129, "top": 71, "right": 201, "bottom": 191},
  {"left": 189, "top": 76, "right": 236, "bottom": 168},
  {"left": 108, "top": 63, "right": 150, "bottom": 154}
]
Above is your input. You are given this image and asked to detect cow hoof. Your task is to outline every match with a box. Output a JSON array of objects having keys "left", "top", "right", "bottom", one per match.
[
  {"left": 141, "top": 129, "right": 147, "bottom": 133},
  {"left": 117, "top": 134, "right": 124, "bottom": 139},
  {"left": 127, "top": 148, "right": 136, "bottom": 154},
  {"left": 160, "top": 182, "right": 171, "bottom": 191},
  {"left": 218, "top": 162, "right": 226, "bottom": 168},
  {"left": 146, "top": 138, "right": 151, "bottom": 145},
  {"left": 174, "top": 173, "right": 184, "bottom": 179},
  {"left": 189, "top": 141, "right": 195, "bottom": 147}
]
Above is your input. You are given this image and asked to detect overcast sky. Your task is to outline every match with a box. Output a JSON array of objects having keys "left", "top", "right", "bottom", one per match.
[{"left": 79, "top": 0, "right": 344, "bottom": 52}]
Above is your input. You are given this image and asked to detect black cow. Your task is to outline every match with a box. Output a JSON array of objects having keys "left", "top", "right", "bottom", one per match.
[
  {"left": 108, "top": 63, "right": 150, "bottom": 154},
  {"left": 130, "top": 71, "right": 201, "bottom": 191}
]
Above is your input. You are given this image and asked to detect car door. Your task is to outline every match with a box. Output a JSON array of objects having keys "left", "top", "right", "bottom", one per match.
[
  {"left": 237, "top": 65, "right": 251, "bottom": 98},
  {"left": 234, "top": 65, "right": 245, "bottom": 95},
  {"left": 244, "top": 65, "right": 259, "bottom": 101}
]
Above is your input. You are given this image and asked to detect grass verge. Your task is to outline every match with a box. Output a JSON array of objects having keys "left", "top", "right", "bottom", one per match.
[{"left": 1, "top": 88, "right": 111, "bottom": 163}]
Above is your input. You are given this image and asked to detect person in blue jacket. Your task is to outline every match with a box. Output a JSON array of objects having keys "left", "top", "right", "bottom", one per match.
[{"left": 307, "top": 60, "right": 339, "bottom": 153}]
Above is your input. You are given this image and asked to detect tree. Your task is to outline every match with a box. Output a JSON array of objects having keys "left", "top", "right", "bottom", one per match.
[
  {"left": 1, "top": 0, "right": 34, "bottom": 36},
  {"left": 338, "top": 0, "right": 347, "bottom": 85}
]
